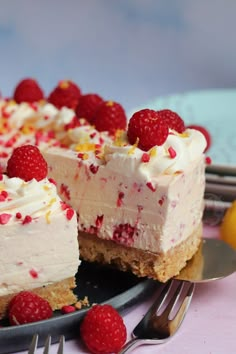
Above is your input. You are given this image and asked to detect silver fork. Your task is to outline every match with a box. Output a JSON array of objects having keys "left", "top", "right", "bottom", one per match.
[
  {"left": 118, "top": 279, "right": 195, "bottom": 353},
  {"left": 28, "top": 334, "right": 65, "bottom": 354}
]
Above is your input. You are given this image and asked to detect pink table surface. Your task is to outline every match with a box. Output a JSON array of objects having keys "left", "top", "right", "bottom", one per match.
[{"left": 16, "top": 227, "right": 236, "bottom": 354}]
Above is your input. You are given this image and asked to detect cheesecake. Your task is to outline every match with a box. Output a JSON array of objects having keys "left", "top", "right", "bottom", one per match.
[
  {"left": 43, "top": 122, "right": 206, "bottom": 282},
  {"left": 0, "top": 146, "right": 80, "bottom": 319}
]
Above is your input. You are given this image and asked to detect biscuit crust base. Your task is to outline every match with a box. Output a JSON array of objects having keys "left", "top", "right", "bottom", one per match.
[
  {"left": 0, "top": 277, "right": 77, "bottom": 320},
  {"left": 78, "top": 223, "right": 202, "bottom": 283}
]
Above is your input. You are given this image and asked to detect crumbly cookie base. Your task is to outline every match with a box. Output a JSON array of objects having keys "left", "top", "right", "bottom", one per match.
[
  {"left": 78, "top": 223, "right": 202, "bottom": 283},
  {"left": 0, "top": 277, "right": 77, "bottom": 320}
]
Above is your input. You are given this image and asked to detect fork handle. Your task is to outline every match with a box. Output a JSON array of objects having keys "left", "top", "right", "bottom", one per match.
[{"left": 118, "top": 338, "right": 144, "bottom": 354}]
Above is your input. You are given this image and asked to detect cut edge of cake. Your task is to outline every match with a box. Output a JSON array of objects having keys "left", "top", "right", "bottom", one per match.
[{"left": 78, "top": 223, "right": 202, "bottom": 283}]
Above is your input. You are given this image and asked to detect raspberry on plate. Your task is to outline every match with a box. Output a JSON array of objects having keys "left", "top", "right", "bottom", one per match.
[
  {"left": 80, "top": 304, "right": 127, "bottom": 354},
  {"left": 76, "top": 93, "right": 104, "bottom": 124},
  {"left": 6, "top": 145, "right": 48, "bottom": 182},
  {"left": 13, "top": 78, "right": 44, "bottom": 103},
  {"left": 157, "top": 109, "right": 185, "bottom": 133},
  {"left": 8, "top": 291, "right": 53, "bottom": 325},
  {"left": 127, "top": 109, "right": 169, "bottom": 151},
  {"left": 93, "top": 100, "right": 127, "bottom": 135},
  {"left": 48, "top": 80, "right": 81, "bottom": 110},
  {"left": 186, "top": 124, "right": 211, "bottom": 152}
]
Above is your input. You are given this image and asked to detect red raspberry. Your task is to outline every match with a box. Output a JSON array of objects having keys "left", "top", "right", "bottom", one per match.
[
  {"left": 13, "top": 78, "right": 44, "bottom": 103},
  {"left": 8, "top": 291, "right": 53, "bottom": 325},
  {"left": 93, "top": 101, "right": 127, "bottom": 135},
  {"left": 76, "top": 93, "right": 104, "bottom": 124},
  {"left": 80, "top": 304, "right": 127, "bottom": 354},
  {"left": 157, "top": 109, "right": 185, "bottom": 133},
  {"left": 127, "top": 109, "right": 169, "bottom": 151},
  {"left": 186, "top": 124, "right": 211, "bottom": 152},
  {"left": 48, "top": 80, "right": 81, "bottom": 110},
  {"left": 6, "top": 145, "right": 48, "bottom": 182}
]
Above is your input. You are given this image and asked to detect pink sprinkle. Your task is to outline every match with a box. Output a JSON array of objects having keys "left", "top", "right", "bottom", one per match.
[
  {"left": 1, "top": 190, "right": 8, "bottom": 198},
  {"left": 95, "top": 215, "right": 104, "bottom": 228},
  {"left": 66, "top": 208, "right": 74, "bottom": 220},
  {"left": 60, "top": 184, "right": 71, "bottom": 200},
  {"left": 168, "top": 146, "right": 177, "bottom": 158},
  {"left": 205, "top": 156, "right": 212, "bottom": 165},
  {"left": 47, "top": 130, "right": 55, "bottom": 139},
  {"left": 22, "top": 215, "right": 32, "bottom": 224},
  {"left": 137, "top": 205, "right": 143, "bottom": 213},
  {"left": 77, "top": 153, "right": 84, "bottom": 159},
  {"left": 0, "top": 213, "right": 12, "bottom": 225},
  {"left": 141, "top": 153, "right": 150, "bottom": 163},
  {"left": 0, "top": 152, "right": 8, "bottom": 158},
  {"left": 29, "top": 102, "right": 38, "bottom": 111},
  {"left": 99, "top": 137, "right": 104, "bottom": 145},
  {"left": 48, "top": 178, "right": 57, "bottom": 185},
  {"left": 158, "top": 196, "right": 165, "bottom": 206},
  {"left": 89, "top": 164, "right": 99, "bottom": 174},
  {"left": 0, "top": 190, "right": 8, "bottom": 202},
  {"left": 29, "top": 269, "right": 38, "bottom": 278},
  {"left": 146, "top": 182, "right": 156, "bottom": 192},
  {"left": 60, "top": 201, "right": 69, "bottom": 211},
  {"left": 61, "top": 305, "right": 76, "bottom": 314},
  {"left": 90, "top": 132, "right": 96, "bottom": 139},
  {"left": 117, "top": 192, "right": 124, "bottom": 207}
]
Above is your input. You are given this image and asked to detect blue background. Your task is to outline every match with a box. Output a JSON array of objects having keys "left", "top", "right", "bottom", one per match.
[{"left": 0, "top": 0, "right": 235, "bottom": 113}]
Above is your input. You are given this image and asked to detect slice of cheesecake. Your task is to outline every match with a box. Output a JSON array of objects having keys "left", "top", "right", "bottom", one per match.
[
  {"left": 43, "top": 109, "right": 207, "bottom": 282},
  {"left": 0, "top": 146, "right": 80, "bottom": 319}
]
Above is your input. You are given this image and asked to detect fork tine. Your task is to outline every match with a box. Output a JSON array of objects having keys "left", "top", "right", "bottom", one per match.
[
  {"left": 150, "top": 281, "right": 195, "bottom": 338},
  {"left": 146, "top": 280, "right": 173, "bottom": 317},
  {"left": 133, "top": 280, "right": 173, "bottom": 336},
  {"left": 168, "top": 282, "right": 195, "bottom": 335},
  {"left": 28, "top": 334, "right": 38, "bottom": 354},
  {"left": 160, "top": 280, "right": 185, "bottom": 319},
  {"left": 57, "top": 335, "right": 65, "bottom": 354},
  {"left": 43, "top": 335, "right": 51, "bottom": 354}
]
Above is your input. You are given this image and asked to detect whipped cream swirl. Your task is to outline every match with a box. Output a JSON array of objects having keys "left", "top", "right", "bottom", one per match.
[
  {"left": 0, "top": 175, "right": 63, "bottom": 223},
  {"left": 104, "top": 128, "right": 207, "bottom": 179}
]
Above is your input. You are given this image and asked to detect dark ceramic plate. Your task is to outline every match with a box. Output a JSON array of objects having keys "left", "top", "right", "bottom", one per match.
[{"left": 0, "top": 261, "right": 158, "bottom": 354}]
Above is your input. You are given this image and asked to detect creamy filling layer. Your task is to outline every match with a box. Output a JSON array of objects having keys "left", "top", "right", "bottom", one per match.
[{"left": 0, "top": 175, "right": 79, "bottom": 296}]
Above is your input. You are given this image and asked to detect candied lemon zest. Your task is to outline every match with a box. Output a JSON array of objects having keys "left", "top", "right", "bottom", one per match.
[
  {"left": 45, "top": 210, "right": 51, "bottom": 224},
  {"left": 128, "top": 138, "right": 139, "bottom": 155},
  {"left": 74, "top": 143, "right": 96, "bottom": 152},
  {"left": 149, "top": 147, "right": 157, "bottom": 158}
]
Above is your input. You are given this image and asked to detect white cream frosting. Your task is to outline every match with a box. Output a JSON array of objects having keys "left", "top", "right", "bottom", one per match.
[
  {"left": 69, "top": 125, "right": 112, "bottom": 147},
  {"left": 0, "top": 175, "right": 62, "bottom": 219},
  {"left": 104, "top": 129, "right": 207, "bottom": 179},
  {"left": 0, "top": 99, "right": 77, "bottom": 134}
]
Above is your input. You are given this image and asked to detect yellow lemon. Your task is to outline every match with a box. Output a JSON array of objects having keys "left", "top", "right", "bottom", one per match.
[{"left": 220, "top": 201, "right": 236, "bottom": 249}]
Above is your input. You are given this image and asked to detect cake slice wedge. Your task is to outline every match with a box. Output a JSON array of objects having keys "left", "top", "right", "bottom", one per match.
[{"left": 0, "top": 145, "right": 80, "bottom": 319}]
